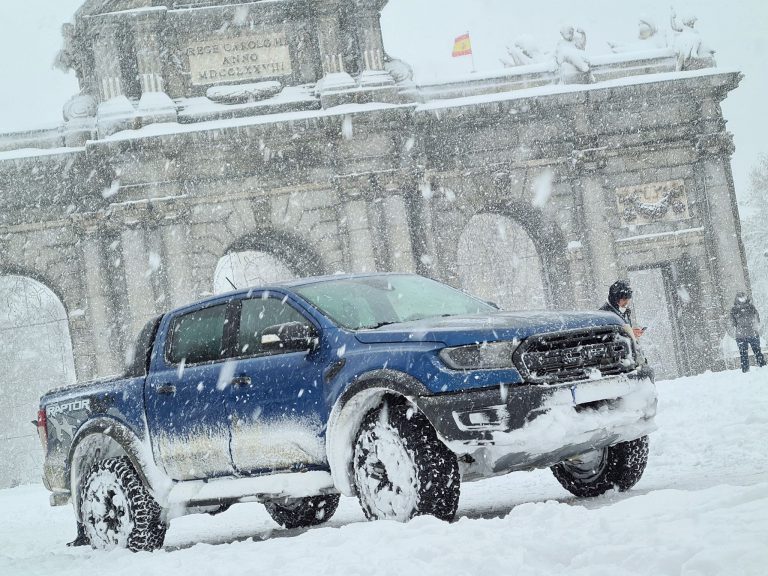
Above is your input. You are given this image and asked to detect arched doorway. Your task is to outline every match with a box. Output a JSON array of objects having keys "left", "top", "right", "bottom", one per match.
[
  {"left": 0, "top": 275, "right": 76, "bottom": 488},
  {"left": 213, "top": 231, "right": 327, "bottom": 294},
  {"left": 213, "top": 250, "right": 298, "bottom": 294},
  {"left": 457, "top": 213, "right": 548, "bottom": 310}
]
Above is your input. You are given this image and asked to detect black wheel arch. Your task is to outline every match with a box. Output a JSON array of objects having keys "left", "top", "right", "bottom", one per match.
[
  {"left": 68, "top": 417, "right": 165, "bottom": 519},
  {"left": 326, "top": 368, "right": 439, "bottom": 497}
]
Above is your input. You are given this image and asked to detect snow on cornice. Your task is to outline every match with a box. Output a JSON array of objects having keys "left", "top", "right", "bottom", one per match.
[{"left": 417, "top": 67, "right": 741, "bottom": 112}]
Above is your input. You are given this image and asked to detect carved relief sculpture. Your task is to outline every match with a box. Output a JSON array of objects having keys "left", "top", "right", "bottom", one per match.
[{"left": 616, "top": 180, "right": 690, "bottom": 227}]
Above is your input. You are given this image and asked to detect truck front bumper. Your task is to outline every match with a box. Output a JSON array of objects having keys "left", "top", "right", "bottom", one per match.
[{"left": 416, "top": 368, "right": 657, "bottom": 479}]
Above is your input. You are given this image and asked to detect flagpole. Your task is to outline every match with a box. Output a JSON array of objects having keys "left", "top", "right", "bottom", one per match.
[{"left": 468, "top": 30, "right": 476, "bottom": 73}]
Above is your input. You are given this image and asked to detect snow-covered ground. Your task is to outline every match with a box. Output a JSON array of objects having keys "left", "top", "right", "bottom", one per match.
[{"left": 1, "top": 369, "right": 766, "bottom": 575}]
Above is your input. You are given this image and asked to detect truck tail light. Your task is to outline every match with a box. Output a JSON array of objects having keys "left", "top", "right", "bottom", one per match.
[{"left": 36, "top": 408, "right": 48, "bottom": 451}]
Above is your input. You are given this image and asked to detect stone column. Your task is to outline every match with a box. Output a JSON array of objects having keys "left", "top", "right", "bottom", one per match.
[
  {"left": 413, "top": 178, "right": 439, "bottom": 278},
  {"left": 132, "top": 9, "right": 177, "bottom": 125},
  {"left": 565, "top": 240, "right": 592, "bottom": 307},
  {"left": 355, "top": 2, "right": 387, "bottom": 71},
  {"left": 91, "top": 22, "right": 124, "bottom": 101},
  {"left": 696, "top": 131, "right": 748, "bottom": 304},
  {"left": 345, "top": 199, "right": 377, "bottom": 272},
  {"left": 572, "top": 149, "right": 618, "bottom": 304},
  {"left": 162, "top": 221, "right": 196, "bottom": 308},
  {"left": 316, "top": 1, "right": 346, "bottom": 74},
  {"left": 132, "top": 11, "right": 167, "bottom": 94},
  {"left": 69, "top": 319, "right": 97, "bottom": 383},
  {"left": 121, "top": 226, "right": 158, "bottom": 343},
  {"left": 382, "top": 194, "right": 416, "bottom": 272},
  {"left": 81, "top": 227, "right": 121, "bottom": 376}
]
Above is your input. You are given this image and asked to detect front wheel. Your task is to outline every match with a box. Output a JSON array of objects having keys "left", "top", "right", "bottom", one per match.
[
  {"left": 264, "top": 494, "right": 340, "bottom": 529},
  {"left": 352, "top": 400, "right": 460, "bottom": 522},
  {"left": 551, "top": 436, "right": 650, "bottom": 498},
  {"left": 79, "top": 456, "right": 166, "bottom": 551}
]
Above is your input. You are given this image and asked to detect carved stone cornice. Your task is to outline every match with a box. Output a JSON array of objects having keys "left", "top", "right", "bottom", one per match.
[{"left": 696, "top": 132, "right": 735, "bottom": 158}]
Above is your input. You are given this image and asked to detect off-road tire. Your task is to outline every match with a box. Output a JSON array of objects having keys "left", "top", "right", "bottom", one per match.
[
  {"left": 79, "top": 456, "right": 166, "bottom": 551},
  {"left": 551, "top": 435, "right": 650, "bottom": 498},
  {"left": 264, "top": 494, "right": 340, "bottom": 529},
  {"left": 353, "top": 400, "right": 460, "bottom": 522}
]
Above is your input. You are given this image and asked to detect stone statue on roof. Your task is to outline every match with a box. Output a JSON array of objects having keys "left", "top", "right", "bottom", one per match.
[
  {"left": 555, "top": 25, "right": 592, "bottom": 83},
  {"left": 670, "top": 9, "right": 715, "bottom": 70},
  {"left": 500, "top": 35, "right": 549, "bottom": 67},
  {"left": 608, "top": 16, "right": 668, "bottom": 53}
]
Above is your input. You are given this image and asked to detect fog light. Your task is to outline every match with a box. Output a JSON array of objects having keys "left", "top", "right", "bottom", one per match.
[
  {"left": 453, "top": 406, "right": 508, "bottom": 431},
  {"left": 468, "top": 412, "right": 491, "bottom": 425}
]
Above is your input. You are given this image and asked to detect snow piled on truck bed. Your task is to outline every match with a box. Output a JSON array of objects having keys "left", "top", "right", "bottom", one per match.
[{"left": 1, "top": 369, "right": 766, "bottom": 575}]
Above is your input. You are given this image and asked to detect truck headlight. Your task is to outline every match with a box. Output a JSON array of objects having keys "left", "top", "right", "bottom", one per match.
[{"left": 439, "top": 340, "right": 520, "bottom": 370}]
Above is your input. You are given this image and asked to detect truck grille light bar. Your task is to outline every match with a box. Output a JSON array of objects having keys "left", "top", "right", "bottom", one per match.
[{"left": 515, "top": 326, "right": 634, "bottom": 385}]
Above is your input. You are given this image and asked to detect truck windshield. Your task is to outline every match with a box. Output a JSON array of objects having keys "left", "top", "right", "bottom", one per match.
[{"left": 294, "top": 275, "right": 496, "bottom": 330}]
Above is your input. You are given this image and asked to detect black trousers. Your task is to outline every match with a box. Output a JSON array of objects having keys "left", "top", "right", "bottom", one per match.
[{"left": 737, "top": 337, "right": 766, "bottom": 372}]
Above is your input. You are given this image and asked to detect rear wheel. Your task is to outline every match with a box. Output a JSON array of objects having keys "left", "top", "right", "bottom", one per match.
[
  {"left": 264, "top": 494, "right": 340, "bottom": 529},
  {"left": 79, "top": 456, "right": 166, "bottom": 551},
  {"left": 551, "top": 436, "right": 650, "bottom": 498},
  {"left": 352, "top": 400, "right": 460, "bottom": 522}
]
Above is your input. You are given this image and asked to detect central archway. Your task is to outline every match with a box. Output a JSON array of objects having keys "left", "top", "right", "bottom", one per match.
[
  {"left": 0, "top": 275, "right": 76, "bottom": 488},
  {"left": 457, "top": 213, "right": 548, "bottom": 310}
]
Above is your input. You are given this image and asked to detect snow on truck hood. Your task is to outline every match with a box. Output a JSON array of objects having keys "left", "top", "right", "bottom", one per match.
[{"left": 353, "top": 310, "right": 626, "bottom": 346}]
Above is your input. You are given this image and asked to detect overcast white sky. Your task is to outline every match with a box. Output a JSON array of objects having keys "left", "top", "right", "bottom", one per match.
[{"left": 0, "top": 1, "right": 766, "bottom": 196}]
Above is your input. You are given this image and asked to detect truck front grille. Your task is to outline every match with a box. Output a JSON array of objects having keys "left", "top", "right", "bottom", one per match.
[{"left": 514, "top": 326, "right": 634, "bottom": 384}]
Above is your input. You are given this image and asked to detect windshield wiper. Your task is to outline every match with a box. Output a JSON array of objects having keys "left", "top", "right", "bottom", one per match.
[{"left": 361, "top": 321, "right": 400, "bottom": 330}]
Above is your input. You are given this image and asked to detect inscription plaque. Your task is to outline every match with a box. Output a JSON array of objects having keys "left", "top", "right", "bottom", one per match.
[
  {"left": 186, "top": 31, "right": 292, "bottom": 86},
  {"left": 616, "top": 180, "right": 690, "bottom": 227}
]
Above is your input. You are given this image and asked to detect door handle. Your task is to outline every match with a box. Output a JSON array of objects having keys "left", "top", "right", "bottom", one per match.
[
  {"left": 231, "top": 376, "right": 252, "bottom": 388},
  {"left": 157, "top": 383, "right": 176, "bottom": 395}
]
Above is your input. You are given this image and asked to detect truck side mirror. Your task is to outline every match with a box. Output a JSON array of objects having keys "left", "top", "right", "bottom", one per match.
[{"left": 261, "top": 322, "right": 319, "bottom": 352}]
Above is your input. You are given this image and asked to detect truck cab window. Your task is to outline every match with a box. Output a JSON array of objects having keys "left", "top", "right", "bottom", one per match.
[
  {"left": 167, "top": 304, "right": 228, "bottom": 365},
  {"left": 238, "top": 297, "right": 308, "bottom": 356}
]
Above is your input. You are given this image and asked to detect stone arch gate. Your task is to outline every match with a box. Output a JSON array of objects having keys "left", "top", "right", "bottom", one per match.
[{"left": 0, "top": 2, "right": 749, "bottom": 387}]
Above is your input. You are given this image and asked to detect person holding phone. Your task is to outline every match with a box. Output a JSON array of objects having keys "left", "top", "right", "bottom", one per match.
[{"left": 600, "top": 280, "right": 645, "bottom": 339}]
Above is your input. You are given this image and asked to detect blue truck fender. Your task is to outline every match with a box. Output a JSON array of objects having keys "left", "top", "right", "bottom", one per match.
[{"left": 326, "top": 369, "right": 432, "bottom": 496}]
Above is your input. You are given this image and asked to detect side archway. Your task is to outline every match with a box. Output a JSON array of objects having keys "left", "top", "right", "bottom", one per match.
[
  {"left": 0, "top": 274, "right": 76, "bottom": 488},
  {"left": 456, "top": 203, "right": 571, "bottom": 310},
  {"left": 213, "top": 229, "right": 327, "bottom": 293}
]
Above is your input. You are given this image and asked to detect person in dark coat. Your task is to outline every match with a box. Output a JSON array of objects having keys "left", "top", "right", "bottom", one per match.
[
  {"left": 730, "top": 291, "right": 765, "bottom": 372},
  {"left": 600, "top": 280, "right": 645, "bottom": 339}
]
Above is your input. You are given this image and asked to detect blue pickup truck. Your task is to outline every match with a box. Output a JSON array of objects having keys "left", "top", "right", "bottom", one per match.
[{"left": 38, "top": 273, "right": 657, "bottom": 551}]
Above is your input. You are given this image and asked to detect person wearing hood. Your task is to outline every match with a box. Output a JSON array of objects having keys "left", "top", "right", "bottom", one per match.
[
  {"left": 730, "top": 292, "right": 765, "bottom": 372},
  {"left": 600, "top": 280, "right": 645, "bottom": 339}
]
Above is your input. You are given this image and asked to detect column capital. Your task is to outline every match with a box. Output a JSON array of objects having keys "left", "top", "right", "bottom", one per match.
[{"left": 570, "top": 147, "right": 608, "bottom": 173}]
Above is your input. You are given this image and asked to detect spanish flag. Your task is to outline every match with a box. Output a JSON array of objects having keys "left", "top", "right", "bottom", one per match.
[{"left": 452, "top": 33, "right": 472, "bottom": 57}]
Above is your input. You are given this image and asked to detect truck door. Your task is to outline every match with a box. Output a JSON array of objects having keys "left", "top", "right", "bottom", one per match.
[
  {"left": 145, "top": 301, "right": 237, "bottom": 481},
  {"left": 227, "top": 293, "right": 329, "bottom": 474}
]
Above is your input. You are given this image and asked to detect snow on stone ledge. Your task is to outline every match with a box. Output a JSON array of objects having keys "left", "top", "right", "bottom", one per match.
[
  {"left": 0, "top": 146, "right": 84, "bottom": 162},
  {"left": 417, "top": 67, "right": 740, "bottom": 112},
  {"left": 207, "top": 81, "right": 283, "bottom": 104},
  {"left": 105, "top": 102, "right": 410, "bottom": 143}
]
